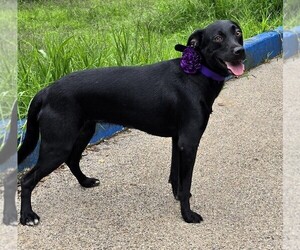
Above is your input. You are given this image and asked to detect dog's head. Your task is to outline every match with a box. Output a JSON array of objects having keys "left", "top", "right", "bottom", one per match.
[{"left": 187, "top": 20, "right": 245, "bottom": 77}]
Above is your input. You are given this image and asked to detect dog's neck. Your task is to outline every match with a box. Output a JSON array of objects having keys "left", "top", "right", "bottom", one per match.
[{"left": 199, "top": 65, "right": 225, "bottom": 82}]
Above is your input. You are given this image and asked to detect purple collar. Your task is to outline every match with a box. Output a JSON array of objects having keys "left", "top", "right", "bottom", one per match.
[
  {"left": 178, "top": 46, "right": 225, "bottom": 82},
  {"left": 200, "top": 65, "right": 225, "bottom": 81}
]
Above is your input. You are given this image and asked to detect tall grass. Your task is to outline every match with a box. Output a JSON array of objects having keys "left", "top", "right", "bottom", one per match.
[
  {"left": 284, "top": 0, "right": 300, "bottom": 28},
  {"left": 18, "top": 0, "right": 282, "bottom": 118},
  {"left": 1, "top": 3, "right": 17, "bottom": 147}
]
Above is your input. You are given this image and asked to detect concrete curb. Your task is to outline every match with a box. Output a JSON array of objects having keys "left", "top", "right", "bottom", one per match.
[{"left": 18, "top": 26, "right": 299, "bottom": 170}]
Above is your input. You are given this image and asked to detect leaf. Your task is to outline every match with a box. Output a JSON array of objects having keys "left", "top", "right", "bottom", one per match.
[{"left": 38, "top": 49, "right": 48, "bottom": 59}]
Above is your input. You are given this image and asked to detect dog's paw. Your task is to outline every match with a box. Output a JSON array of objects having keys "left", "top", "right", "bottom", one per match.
[
  {"left": 3, "top": 210, "right": 18, "bottom": 226},
  {"left": 20, "top": 210, "right": 40, "bottom": 226},
  {"left": 181, "top": 209, "right": 203, "bottom": 223},
  {"left": 80, "top": 177, "right": 100, "bottom": 188}
]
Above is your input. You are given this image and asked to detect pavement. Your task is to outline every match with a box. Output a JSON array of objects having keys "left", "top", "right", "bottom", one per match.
[
  {"left": 17, "top": 58, "right": 282, "bottom": 249},
  {"left": 283, "top": 57, "right": 300, "bottom": 248}
]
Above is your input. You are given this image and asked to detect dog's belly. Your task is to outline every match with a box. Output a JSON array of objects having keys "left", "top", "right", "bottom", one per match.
[
  {"left": 100, "top": 118, "right": 176, "bottom": 138},
  {"left": 91, "top": 102, "right": 178, "bottom": 137}
]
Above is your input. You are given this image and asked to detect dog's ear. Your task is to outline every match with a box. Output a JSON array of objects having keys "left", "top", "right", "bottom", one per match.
[{"left": 187, "top": 29, "right": 203, "bottom": 49}]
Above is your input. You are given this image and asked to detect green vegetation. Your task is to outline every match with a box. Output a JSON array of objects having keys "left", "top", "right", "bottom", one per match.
[
  {"left": 1, "top": 2, "right": 17, "bottom": 147},
  {"left": 18, "top": 0, "right": 282, "bottom": 118},
  {"left": 284, "top": 0, "right": 300, "bottom": 28}
]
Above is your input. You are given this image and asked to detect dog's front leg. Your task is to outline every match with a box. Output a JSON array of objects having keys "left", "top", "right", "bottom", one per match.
[
  {"left": 169, "top": 136, "right": 180, "bottom": 199},
  {"left": 169, "top": 136, "right": 194, "bottom": 200},
  {"left": 177, "top": 132, "right": 203, "bottom": 223}
]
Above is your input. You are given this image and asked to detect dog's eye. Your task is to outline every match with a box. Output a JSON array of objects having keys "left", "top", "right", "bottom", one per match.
[
  {"left": 213, "top": 35, "right": 223, "bottom": 43},
  {"left": 236, "top": 30, "right": 242, "bottom": 37}
]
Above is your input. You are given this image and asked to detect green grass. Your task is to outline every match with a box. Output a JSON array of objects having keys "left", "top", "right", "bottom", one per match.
[
  {"left": 0, "top": 2, "right": 17, "bottom": 147},
  {"left": 284, "top": 0, "right": 300, "bottom": 28},
  {"left": 18, "top": 0, "right": 282, "bottom": 118}
]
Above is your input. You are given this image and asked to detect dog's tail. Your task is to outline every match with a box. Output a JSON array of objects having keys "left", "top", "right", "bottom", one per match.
[{"left": 18, "top": 91, "right": 44, "bottom": 165}]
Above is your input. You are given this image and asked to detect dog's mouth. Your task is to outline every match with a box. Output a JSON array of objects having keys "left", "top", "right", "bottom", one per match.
[{"left": 218, "top": 58, "right": 245, "bottom": 76}]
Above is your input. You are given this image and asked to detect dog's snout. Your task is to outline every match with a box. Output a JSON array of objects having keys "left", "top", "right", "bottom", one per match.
[{"left": 233, "top": 47, "right": 245, "bottom": 56}]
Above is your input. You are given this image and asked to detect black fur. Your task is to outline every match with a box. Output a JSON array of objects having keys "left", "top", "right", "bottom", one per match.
[{"left": 18, "top": 20, "right": 245, "bottom": 225}]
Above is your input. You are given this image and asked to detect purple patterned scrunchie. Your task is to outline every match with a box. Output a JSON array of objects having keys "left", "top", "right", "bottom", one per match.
[{"left": 180, "top": 47, "right": 201, "bottom": 74}]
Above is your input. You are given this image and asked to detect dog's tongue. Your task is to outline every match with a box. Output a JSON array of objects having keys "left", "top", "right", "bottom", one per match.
[{"left": 225, "top": 61, "right": 244, "bottom": 76}]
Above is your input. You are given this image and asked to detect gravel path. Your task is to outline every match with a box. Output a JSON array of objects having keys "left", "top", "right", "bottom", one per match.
[{"left": 18, "top": 58, "right": 282, "bottom": 249}]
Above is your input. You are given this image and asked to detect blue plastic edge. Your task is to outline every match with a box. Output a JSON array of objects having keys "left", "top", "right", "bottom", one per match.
[
  {"left": 18, "top": 26, "right": 300, "bottom": 170},
  {"left": 244, "top": 30, "right": 282, "bottom": 69}
]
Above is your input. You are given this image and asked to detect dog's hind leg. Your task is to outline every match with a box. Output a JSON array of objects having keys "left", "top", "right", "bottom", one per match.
[
  {"left": 20, "top": 144, "right": 74, "bottom": 226},
  {"left": 66, "top": 121, "right": 100, "bottom": 188},
  {"left": 20, "top": 115, "right": 81, "bottom": 226}
]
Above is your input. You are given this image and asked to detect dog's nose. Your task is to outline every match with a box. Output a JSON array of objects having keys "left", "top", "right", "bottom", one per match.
[{"left": 233, "top": 47, "right": 245, "bottom": 56}]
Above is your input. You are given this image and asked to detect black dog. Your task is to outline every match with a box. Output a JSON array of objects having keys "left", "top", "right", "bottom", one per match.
[{"left": 18, "top": 20, "right": 245, "bottom": 226}]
